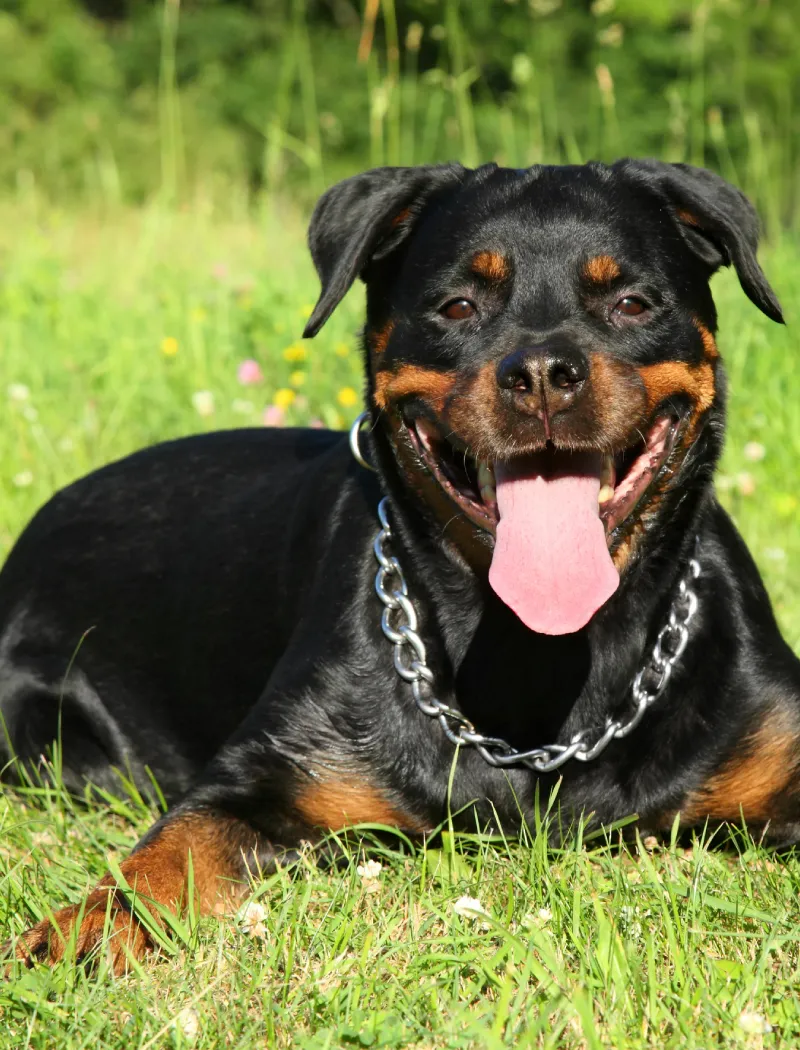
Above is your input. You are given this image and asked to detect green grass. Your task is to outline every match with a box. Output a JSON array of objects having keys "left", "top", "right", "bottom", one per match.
[{"left": 0, "top": 202, "right": 799, "bottom": 1048}]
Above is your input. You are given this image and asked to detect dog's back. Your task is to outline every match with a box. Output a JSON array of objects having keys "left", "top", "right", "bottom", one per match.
[{"left": 0, "top": 426, "right": 357, "bottom": 798}]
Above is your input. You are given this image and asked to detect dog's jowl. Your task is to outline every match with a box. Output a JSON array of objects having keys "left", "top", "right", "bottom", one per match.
[{"left": 3, "top": 160, "right": 798, "bottom": 970}]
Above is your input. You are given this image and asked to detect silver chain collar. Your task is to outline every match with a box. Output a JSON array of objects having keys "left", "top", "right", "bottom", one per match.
[{"left": 353, "top": 414, "right": 701, "bottom": 773}]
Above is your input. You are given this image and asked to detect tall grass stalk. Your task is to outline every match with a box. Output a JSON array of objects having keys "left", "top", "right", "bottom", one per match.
[{"left": 158, "top": 0, "right": 184, "bottom": 206}]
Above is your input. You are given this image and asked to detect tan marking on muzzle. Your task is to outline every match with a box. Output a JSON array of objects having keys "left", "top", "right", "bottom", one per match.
[
  {"left": 692, "top": 316, "right": 719, "bottom": 360},
  {"left": 637, "top": 359, "right": 716, "bottom": 415},
  {"left": 588, "top": 353, "right": 649, "bottom": 441},
  {"left": 370, "top": 319, "right": 395, "bottom": 354},
  {"left": 373, "top": 364, "right": 456, "bottom": 410}
]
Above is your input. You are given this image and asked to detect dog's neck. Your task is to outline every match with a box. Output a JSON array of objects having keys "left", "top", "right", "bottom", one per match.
[{"left": 371, "top": 454, "right": 710, "bottom": 752}]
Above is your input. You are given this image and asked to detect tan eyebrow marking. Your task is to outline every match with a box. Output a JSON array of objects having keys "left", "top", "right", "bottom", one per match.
[
  {"left": 583, "top": 255, "right": 622, "bottom": 284},
  {"left": 471, "top": 251, "right": 510, "bottom": 282}
]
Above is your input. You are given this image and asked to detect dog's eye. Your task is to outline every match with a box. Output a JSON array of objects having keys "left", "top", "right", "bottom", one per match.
[
  {"left": 613, "top": 296, "right": 648, "bottom": 317},
  {"left": 441, "top": 299, "right": 477, "bottom": 320}
]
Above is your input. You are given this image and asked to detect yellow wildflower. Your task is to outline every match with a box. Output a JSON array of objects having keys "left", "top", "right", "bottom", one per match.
[
  {"left": 337, "top": 387, "right": 359, "bottom": 408},
  {"left": 189, "top": 307, "right": 207, "bottom": 323},
  {"left": 334, "top": 342, "right": 350, "bottom": 357},
  {"left": 289, "top": 371, "right": 306, "bottom": 388},
  {"left": 283, "top": 343, "right": 307, "bottom": 363},
  {"left": 300, "top": 304, "right": 314, "bottom": 319},
  {"left": 161, "top": 336, "right": 179, "bottom": 356},
  {"left": 273, "top": 388, "right": 296, "bottom": 409}
]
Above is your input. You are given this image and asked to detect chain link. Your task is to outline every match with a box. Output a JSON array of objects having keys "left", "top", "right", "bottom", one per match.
[{"left": 372, "top": 496, "right": 700, "bottom": 774}]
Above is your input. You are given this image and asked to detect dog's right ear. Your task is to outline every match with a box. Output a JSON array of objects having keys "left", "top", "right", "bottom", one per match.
[{"left": 303, "top": 164, "right": 465, "bottom": 338}]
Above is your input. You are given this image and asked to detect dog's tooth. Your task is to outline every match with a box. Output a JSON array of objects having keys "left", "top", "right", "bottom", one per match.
[
  {"left": 600, "top": 453, "right": 615, "bottom": 488},
  {"left": 598, "top": 484, "right": 615, "bottom": 505},
  {"left": 477, "top": 462, "right": 496, "bottom": 506},
  {"left": 477, "top": 462, "right": 495, "bottom": 489}
]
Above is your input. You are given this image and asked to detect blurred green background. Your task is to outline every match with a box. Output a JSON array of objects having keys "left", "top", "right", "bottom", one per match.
[{"left": 2, "top": 0, "right": 798, "bottom": 226}]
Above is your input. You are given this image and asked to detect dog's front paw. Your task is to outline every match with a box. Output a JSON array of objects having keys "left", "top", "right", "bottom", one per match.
[{"left": 13, "top": 889, "right": 154, "bottom": 973}]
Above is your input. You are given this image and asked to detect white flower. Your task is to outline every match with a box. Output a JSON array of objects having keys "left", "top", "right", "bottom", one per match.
[
  {"left": 173, "top": 1007, "right": 201, "bottom": 1042},
  {"left": 238, "top": 900, "right": 268, "bottom": 939},
  {"left": 522, "top": 906, "right": 552, "bottom": 929},
  {"left": 356, "top": 859, "right": 383, "bottom": 893},
  {"left": 743, "top": 441, "right": 766, "bottom": 462},
  {"left": 357, "top": 859, "right": 382, "bottom": 881},
  {"left": 13, "top": 471, "right": 33, "bottom": 488},
  {"left": 191, "top": 390, "right": 215, "bottom": 417},
  {"left": 619, "top": 904, "right": 645, "bottom": 940},
  {"left": 738, "top": 1011, "right": 772, "bottom": 1035},
  {"left": 453, "top": 895, "right": 489, "bottom": 919},
  {"left": 7, "top": 383, "right": 30, "bottom": 402}
]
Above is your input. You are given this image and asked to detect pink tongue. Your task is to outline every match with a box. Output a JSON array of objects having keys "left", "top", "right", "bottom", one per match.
[{"left": 489, "top": 453, "right": 619, "bottom": 635}]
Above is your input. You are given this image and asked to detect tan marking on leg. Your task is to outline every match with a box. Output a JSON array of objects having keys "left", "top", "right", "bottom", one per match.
[
  {"left": 373, "top": 364, "right": 456, "bottom": 411},
  {"left": 13, "top": 812, "right": 259, "bottom": 973},
  {"left": 471, "top": 251, "right": 510, "bottom": 282},
  {"left": 681, "top": 710, "right": 800, "bottom": 824},
  {"left": 295, "top": 778, "right": 424, "bottom": 832},
  {"left": 370, "top": 319, "right": 395, "bottom": 355},
  {"left": 583, "top": 255, "right": 621, "bottom": 284}
]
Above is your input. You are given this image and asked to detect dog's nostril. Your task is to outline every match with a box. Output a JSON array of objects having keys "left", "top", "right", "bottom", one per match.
[
  {"left": 548, "top": 361, "right": 585, "bottom": 390},
  {"left": 504, "top": 371, "right": 531, "bottom": 393},
  {"left": 497, "top": 351, "right": 536, "bottom": 393}
]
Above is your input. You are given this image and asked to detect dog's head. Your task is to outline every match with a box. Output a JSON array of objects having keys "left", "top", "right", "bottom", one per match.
[{"left": 304, "top": 161, "right": 782, "bottom": 635}]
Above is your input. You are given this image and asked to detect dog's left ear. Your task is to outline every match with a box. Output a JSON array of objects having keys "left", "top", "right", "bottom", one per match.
[
  {"left": 615, "top": 159, "right": 783, "bottom": 324},
  {"left": 303, "top": 163, "right": 465, "bottom": 337}
]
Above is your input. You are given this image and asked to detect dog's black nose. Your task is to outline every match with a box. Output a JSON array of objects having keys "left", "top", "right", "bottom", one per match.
[{"left": 496, "top": 344, "right": 589, "bottom": 417}]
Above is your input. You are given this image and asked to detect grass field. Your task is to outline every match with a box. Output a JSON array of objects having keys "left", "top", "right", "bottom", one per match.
[{"left": 1, "top": 200, "right": 799, "bottom": 1049}]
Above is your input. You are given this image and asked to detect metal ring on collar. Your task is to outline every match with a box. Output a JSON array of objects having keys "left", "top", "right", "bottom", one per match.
[{"left": 349, "top": 411, "right": 377, "bottom": 472}]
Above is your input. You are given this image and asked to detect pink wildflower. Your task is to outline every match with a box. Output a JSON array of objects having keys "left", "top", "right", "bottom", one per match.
[
  {"left": 237, "top": 359, "right": 264, "bottom": 385},
  {"left": 263, "top": 404, "right": 286, "bottom": 427}
]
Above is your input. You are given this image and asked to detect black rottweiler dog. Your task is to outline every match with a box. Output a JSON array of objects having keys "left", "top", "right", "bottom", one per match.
[{"left": 4, "top": 159, "right": 798, "bottom": 970}]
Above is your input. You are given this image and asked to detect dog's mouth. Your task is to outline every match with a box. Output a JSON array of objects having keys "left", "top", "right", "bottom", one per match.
[
  {"left": 407, "top": 413, "right": 681, "bottom": 540},
  {"left": 405, "top": 412, "right": 683, "bottom": 635}
]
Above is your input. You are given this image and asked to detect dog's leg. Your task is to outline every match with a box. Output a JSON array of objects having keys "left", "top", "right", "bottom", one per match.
[{"left": 12, "top": 807, "right": 277, "bottom": 973}]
